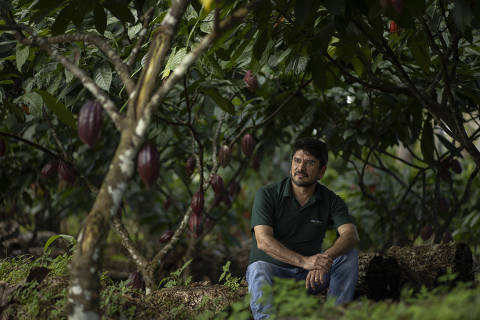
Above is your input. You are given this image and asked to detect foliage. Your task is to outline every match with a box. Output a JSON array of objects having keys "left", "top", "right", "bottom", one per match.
[
  {"left": 219, "top": 260, "right": 241, "bottom": 292},
  {"left": 158, "top": 259, "right": 193, "bottom": 288}
]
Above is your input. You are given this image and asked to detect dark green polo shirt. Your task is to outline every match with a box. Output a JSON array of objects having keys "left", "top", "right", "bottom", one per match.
[{"left": 249, "top": 177, "right": 354, "bottom": 268}]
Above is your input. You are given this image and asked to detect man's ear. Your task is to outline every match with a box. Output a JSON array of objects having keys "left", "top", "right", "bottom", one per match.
[{"left": 317, "top": 166, "right": 327, "bottom": 180}]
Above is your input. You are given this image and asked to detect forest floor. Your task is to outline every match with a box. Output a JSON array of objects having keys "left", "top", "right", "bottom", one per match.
[{"left": 1, "top": 232, "right": 479, "bottom": 319}]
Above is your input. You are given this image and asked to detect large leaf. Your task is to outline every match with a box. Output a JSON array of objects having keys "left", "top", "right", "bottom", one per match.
[
  {"left": 94, "top": 5, "right": 107, "bottom": 35},
  {"left": 162, "top": 47, "right": 187, "bottom": 79},
  {"left": 203, "top": 88, "right": 234, "bottom": 115},
  {"left": 16, "top": 44, "right": 29, "bottom": 71},
  {"left": 51, "top": 5, "right": 73, "bottom": 35},
  {"left": 420, "top": 118, "right": 434, "bottom": 164},
  {"left": 452, "top": 0, "right": 473, "bottom": 33},
  {"left": 34, "top": 89, "right": 76, "bottom": 128},
  {"left": 94, "top": 63, "right": 112, "bottom": 91},
  {"left": 104, "top": 0, "right": 135, "bottom": 24}
]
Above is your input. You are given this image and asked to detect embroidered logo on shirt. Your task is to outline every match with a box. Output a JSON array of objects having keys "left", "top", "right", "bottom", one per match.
[{"left": 310, "top": 219, "right": 323, "bottom": 224}]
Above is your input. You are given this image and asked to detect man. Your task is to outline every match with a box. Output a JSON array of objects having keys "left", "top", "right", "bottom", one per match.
[{"left": 246, "top": 137, "right": 359, "bottom": 319}]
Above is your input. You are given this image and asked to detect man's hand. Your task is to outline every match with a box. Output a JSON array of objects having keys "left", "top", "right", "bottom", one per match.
[
  {"left": 305, "top": 269, "right": 327, "bottom": 289},
  {"left": 302, "top": 253, "right": 332, "bottom": 271}
]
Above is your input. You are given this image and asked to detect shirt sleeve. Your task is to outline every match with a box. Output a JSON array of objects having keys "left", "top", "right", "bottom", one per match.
[
  {"left": 328, "top": 194, "right": 355, "bottom": 229},
  {"left": 250, "top": 187, "right": 275, "bottom": 231}
]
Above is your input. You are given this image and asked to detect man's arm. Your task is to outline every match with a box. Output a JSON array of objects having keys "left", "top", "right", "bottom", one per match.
[
  {"left": 323, "top": 223, "right": 360, "bottom": 259},
  {"left": 305, "top": 223, "right": 360, "bottom": 289},
  {"left": 254, "top": 225, "right": 332, "bottom": 272}
]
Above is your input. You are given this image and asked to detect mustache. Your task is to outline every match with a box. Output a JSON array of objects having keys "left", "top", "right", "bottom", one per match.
[{"left": 295, "top": 170, "right": 308, "bottom": 176}]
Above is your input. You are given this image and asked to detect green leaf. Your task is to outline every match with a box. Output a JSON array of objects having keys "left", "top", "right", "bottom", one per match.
[
  {"left": 408, "top": 33, "right": 430, "bottom": 72},
  {"left": 94, "top": 5, "right": 107, "bottom": 35},
  {"left": 351, "top": 57, "right": 364, "bottom": 77},
  {"left": 43, "top": 234, "right": 76, "bottom": 253},
  {"left": 203, "top": 88, "right": 235, "bottom": 115},
  {"left": 52, "top": 5, "right": 73, "bottom": 35},
  {"left": 94, "top": 63, "right": 112, "bottom": 91},
  {"left": 420, "top": 118, "right": 434, "bottom": 164},
  {"left": 104, "top": 0, "right": 135, "bottom": 24},
  {"left": 34, "top": 89, "right": 76, "bottom": 128},
  {"left": 18, "top": 91, "right": 44, "bottom": 117},
  {"left": 162, "top": 47, "right": 187, "bottom": 79},
  {"left": 452, "top": 0, "right": 472, "bottom": 33},
  {"left": 323, "top": 0, "right": 346, "bottom": 16},
  {"left": 16, "top": 44, "right": 29, "bottom": 71}
]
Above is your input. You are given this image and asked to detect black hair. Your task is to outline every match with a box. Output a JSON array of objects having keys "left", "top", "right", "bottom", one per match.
[{"left": 292, "top": 137, "right": 328, "bottom": 167}]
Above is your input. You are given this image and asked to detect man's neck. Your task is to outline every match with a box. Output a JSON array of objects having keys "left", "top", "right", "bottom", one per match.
[{"left": 291, "top": 181, "right": 316, "bottom": 206}]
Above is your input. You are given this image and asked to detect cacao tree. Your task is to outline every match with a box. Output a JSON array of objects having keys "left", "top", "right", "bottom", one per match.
[{"left": 2, "top": 0, "right": 480, "bottom": 317}]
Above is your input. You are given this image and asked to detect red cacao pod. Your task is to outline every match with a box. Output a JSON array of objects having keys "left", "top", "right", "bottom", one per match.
[
  {"left": 163, "top": 197, "right": 171, "bottom": 211},
  {"left": 389, "top": 20, "right": 399, "bottom": 33},
  {"left": 211, "top": 174, "right": 224, "bottom": 195},
  {"left": 137, "top": 143, "right": 160, "bottom": 188},
  {"left": 78, "top": 100, "right": 103, "bottom": 146},
  {"left": 58, "top": 160, "right": 75, "bottom": 183},
  {"left": 228, "top": 181, "right": 241, "bottom": 197},
  {"left": 252, "top": 152, "right": 262, "bottom": 171},
  {"left": 189, "top": 212, "right": 203, "bottom": 238},
  {"left": 391, "top": 0, "right": 403, "bottom": 13},
  {"left": 241, "top": 133, "right": 255, "bottom": 157},
  {"left": 186, "top": 157, "right": 196, "bottom": 176},
  {"left": 420, "top": 225, "right": 433, "bottom": 241},
  {"left": 222, "top": 192, "right": 233, "bottom": 208},
  {"left": 218, "top": 145, "right": 231, "bottom": 168},
  {"left": 191, "top": 191, "right": 204, "bottom": 215},
  {"left": 243, "top": 70, "right": 259, "bottom": 92},
  {"left": 159, "top": 230, "right": 174, "bottom": 244},
  {"left": 0, "top": 139, "right": 5, "bottom": 157},
  {"left": 442, "top": 231, "right": 453, "bottom": 243},
  {"left": 127, "top": 271, "right": 145, "bottom": 290},
  {"left": 41, "top": 159, "right": 58, "bottom": 178},
  {"left": 449, "top": 159, "right": 462, "bottom": 174}
]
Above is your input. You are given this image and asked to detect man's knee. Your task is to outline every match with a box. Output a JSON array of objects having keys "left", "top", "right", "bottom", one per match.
[{"left": 246, "top": 261, "right": 276, "bottom": 286}]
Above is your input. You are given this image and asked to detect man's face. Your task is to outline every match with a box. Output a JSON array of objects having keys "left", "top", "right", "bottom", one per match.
[{"left": 290, "top": 150, "right": 326, "bottom": 187}]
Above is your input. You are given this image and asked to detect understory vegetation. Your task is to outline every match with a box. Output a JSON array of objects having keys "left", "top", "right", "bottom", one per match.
[{"left": 0, "top": 252, "right": 478, "bottom": 320}]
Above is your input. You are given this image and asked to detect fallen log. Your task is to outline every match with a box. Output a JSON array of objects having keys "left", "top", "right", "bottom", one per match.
[
  {"left": 385, "top": 242, "right": 474, "bottom": 290},
  {"left": 356, "top": 242, "right": 474, "bottom": 300}
]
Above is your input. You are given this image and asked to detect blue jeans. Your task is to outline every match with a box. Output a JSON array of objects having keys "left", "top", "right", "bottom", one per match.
[{"left": 245, "top": 249, "right": 358, "bottom": 320}]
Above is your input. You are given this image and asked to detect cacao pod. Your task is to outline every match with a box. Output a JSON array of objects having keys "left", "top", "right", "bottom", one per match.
[
  {"left": 218, "top": 145, "right": 231, "bottom": 168},
  {"left": 420, "top": 225, "right": 433, "bottom": 241},
  {"left": 211, "top": 174, "right": 224, "bottom": 195},
  {"left": 0, "top": 139, "right": 5, "bottom": 157},
  {"left": 389, "top": 20, "right": 399, "bottom": 33},
  {"left": 228, "top": 181, "right": 241, "bottom": 197},
  {"left": 127, "top": 271, "right": 145, "bottom": 290},
  {"left": 243, "top": 70, "right": 259, "bottom": 92},
  {"left": 252, "top": 152, "right": 261, "bottom": 171},
  {"left": 213, "top": 192, "right": 223, "bottom": 207},
  {"left": 137, "top": 143, "right": 160, "bottom": 188},
  {"left": 191, "top": 191, "right": 204, "bottom": 215},
  {"left": 58, "top": 161, "right": 76, "bottom": 183},
  {"left": 186, "top": 157, "right": 196, "bottom": 176},
  {"left": 78, "top": 100, "right": 103, "bottom": 146},
  {"left": 391, "top": 0, "right": 403, "bottom": 13},
  {"left": 442, "top": 231, "right": 453, "bottom": 243},
  {"left": 189, "top": 211, "right": 203, "bottom": 238},
  {"left": 222, "top": 192, "right": 233, "bottom": 208},
  {"left": 41, "top": 159, "right": 58, "bottom": 178},
  {"left": 159, "top": 230, "right": 174, "bottom": 244},
  {"left": 163, "top": 197, "right": 171, "bottom": 211},
  {"left": 241, "top": 133, "right": 255, "bottom": 157},
  {"left": 449, "top": 159, "right": 462, "bottom": 174},
  {"left": 438, "top": 196, "right": 450, "bottom": 213}
]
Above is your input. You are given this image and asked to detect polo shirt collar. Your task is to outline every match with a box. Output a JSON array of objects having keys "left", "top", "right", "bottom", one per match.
[{"left": 283, "top": 177, "right": 323, "bottom": 202}]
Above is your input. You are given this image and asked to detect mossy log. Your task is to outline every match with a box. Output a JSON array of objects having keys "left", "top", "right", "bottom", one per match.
[
  {"left": 356, "top": 242, "right": 473, "bottom": 300},
  {"left": 385, "top": 242, "right": 474, "bottom": 289}
]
